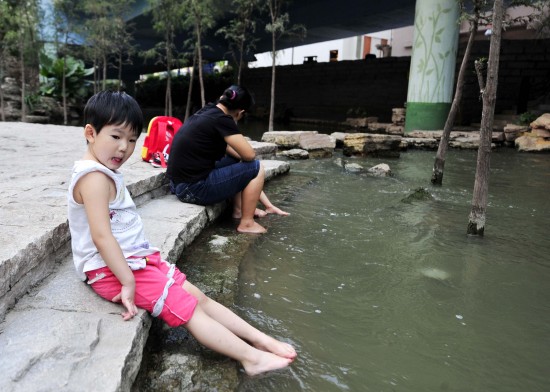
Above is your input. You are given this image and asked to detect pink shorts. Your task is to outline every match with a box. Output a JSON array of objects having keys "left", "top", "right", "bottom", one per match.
[{"left": 85, "top": 252, "right": 198, "bottom": 327}]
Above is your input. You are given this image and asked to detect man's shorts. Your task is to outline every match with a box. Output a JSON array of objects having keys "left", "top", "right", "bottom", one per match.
[{"left": 85, "top": 252, "right": 198, "bottom": 327}]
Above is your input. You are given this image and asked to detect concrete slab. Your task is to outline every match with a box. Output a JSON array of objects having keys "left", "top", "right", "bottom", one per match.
[{"left": 0, "top": 122, "right": 290, "bottom": 391}]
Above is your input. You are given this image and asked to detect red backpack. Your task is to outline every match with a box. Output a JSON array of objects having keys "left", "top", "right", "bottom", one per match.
[{"left": 141, "top": 116, "right": 183, "bottom": 168}]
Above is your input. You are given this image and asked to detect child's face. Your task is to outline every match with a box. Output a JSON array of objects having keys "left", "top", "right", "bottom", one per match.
[{"left": 85, "top": 123, "right": 137, "bottom": 171}]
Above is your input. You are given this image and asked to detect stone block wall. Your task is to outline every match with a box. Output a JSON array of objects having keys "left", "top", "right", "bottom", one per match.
[
  {"left": 241, "top": 39, "right": 550, "bottom": 126},
  {"left": 242, "top": 57, "right": 411, "bottom": 123}
]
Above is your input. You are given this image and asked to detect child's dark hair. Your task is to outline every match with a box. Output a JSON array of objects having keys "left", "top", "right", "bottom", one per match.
[
  {"left": 84, "top": 90, "right": 144, "bottom": 136},
  {"left": 218, "top": 85, "right": 255, "bottom": 112}
]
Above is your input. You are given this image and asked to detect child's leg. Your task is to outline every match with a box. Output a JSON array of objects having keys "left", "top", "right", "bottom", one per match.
[
  {"left": 259, "top": 191, "right": 289, "bottom": 216},
  {"left": 232, "top": 191, "right": 268, "bottom": 218},
  {"left": 183, "top": 280, "right": 296, "bottom": 360},
  {"left": 185, "top": 305, "right": 293, "bottom": 376}
]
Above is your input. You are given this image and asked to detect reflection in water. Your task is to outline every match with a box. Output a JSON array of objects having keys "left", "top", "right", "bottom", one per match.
[{"left": 237, "top": 150, "right": 550, "bottom": 392}]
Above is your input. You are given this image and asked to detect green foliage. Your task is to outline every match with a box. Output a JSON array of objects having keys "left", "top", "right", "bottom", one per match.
[
  {"left": 39, "top": 52, "right": 93, "bottom": 102},
  {"left": 518, "top": 111, "right": 537, "bottom": 125}
]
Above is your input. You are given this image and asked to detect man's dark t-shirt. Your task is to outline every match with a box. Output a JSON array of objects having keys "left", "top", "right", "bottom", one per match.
[{"left": 167, "top": 103, "right": 240, "bottom": 184}]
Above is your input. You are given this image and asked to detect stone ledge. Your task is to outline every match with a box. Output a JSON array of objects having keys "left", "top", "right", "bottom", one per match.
[{"left": 0, "top": 160, "right": 290, "bottom": 392}]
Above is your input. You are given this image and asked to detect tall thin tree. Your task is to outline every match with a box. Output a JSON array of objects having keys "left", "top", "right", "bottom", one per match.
[
  {"left": 265, "top": 0, "right": 305, "bottom": 132},
  {"left": 432, "top": 0, "right": 484, "bottom": 185},
  {"left": 467, "top": 0, "right": 504, "bottom": 236}
]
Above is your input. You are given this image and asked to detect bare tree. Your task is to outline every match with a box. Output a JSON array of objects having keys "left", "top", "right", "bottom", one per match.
[
  {"left": 184, "top": 0, "right": 219, "bottom": 108},
  {"left": 432, "top": 0, "right": 486, "bottom": 185},
  {"left": 265, "top": 0, "right": 305, "bottom": 132},
  {"left": 217, "top": 0, "right": 259, "bottom": 85},
  {"left": 467, "top": 0, "right": 504, "bottom": 236},
  {"left": 144, "top": 0, "right": 185, "bottom": 116}
]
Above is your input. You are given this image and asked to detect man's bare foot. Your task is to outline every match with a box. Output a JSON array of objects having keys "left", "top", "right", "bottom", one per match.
[
  {"left": 242, "top": 351, "right": 294, "bottom": 376},
  {"left": 237, "top": 220, "right": 267, "bottom": 234},
  {"left": 254, "top": 334, "right": 297, "bottom": 359},
  {"left": 265, "top": 205, "right": 290, "bottom": 216}
]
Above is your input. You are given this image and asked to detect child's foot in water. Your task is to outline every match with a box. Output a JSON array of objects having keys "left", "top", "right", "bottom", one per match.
[
  {"left": 233, "top": 208, "right": 268, "bottom": 219},
  {"left": 242, "top": 350, "right": 294, "bottom": 376},
  {"left": 253, "top": 333, "right": 297, "bottom": 359},
  {"left": 265, "top": 205, "right": 289, "bottom": 216}
]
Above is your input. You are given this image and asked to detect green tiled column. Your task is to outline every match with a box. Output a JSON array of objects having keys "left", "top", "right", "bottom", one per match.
[{"left": 405, "top": 0, "right": 460, "bottom": 133}]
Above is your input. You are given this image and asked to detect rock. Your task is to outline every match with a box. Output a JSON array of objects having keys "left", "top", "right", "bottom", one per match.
[
  {"left": 345, "top": 117, "right": 378, "bottom": 128},
  {"left": 391, "top": 108, "right": 406, "bottom": 125},
  {"left": 344, "top": 163, "right": 364, "bottom": 173},
  {"left": 261, "top": 131, "right": 317, "bottom": 148},
  {"left": 330, "top": 132, "right": 347, "bottom": 147},
  {"left": 515, "top": 134, "right": 550, "bottom": 152},
  {"left": 401, "top": 187, "right": 434, "bottom": 203},
  {"left": 248, "top": 141, "right": 277, "bottom": 159},
  {"left": 367, "top": 122, "right": 392, "bottom": 133},
  {"left": 299, "top": 133, "right": 335, "bottom": 158},
  {"left": 387, "top": 125, "right": 404, "bottom": 135},
  {"left": 503, "top": 124, "right": 528, "bottom": 142},
  {"left": 529, "top": 113, "right": 550, "bottom": 130},
  {"left": 402, "top": 137, "right": 439, "bottom": 150},
  {"left": 367, "top": 163, "right": 391, "bottom": 177},
  {"left": 278, "top": 148, "right": 309, "bottom": 159},
  {"left": 532, "top": 128, "right": 550, "bottom": 138},
  {"left": 343, "top": 133, "right": 401, "bottom": 158}
]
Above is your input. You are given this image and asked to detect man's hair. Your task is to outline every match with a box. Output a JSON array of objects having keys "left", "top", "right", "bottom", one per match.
[
  {"left": 217, "top": 85, "right": 255, "bottom": 112},
  {"left": 84, "top": 90, "right": 144, "bottom": 136}
]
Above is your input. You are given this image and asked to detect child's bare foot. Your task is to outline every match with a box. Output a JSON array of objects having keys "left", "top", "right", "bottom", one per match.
[
  {"left": 233, "top": 208, "right": 267, "bottom": 219},
  {"left": 254, "top": 334, "right": 297, "bottom": 359},
  {"left": 255, "top": 208, "right": 267, "bottom": 218},
  {"left": 242, "top": 351, "right": 294, "bottom": 376},
  {"left": 237, "top": 220, "right": 267, "bottom": 234},
  {"left": 265, "top": 205, "right": 289, "bottom": 216}
]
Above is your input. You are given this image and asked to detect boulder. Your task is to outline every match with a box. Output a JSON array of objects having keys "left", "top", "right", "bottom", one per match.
[
  {"left": 367, "top": 163, "right": 391, "bottom": 177},
  {"left": 278, "top": 148, "right": 309, "bottom": 159},
  {"left": 367, "top": 122, "right": 392, "bottom": 133},
  {"left": 391, "top": 108, "right": 406, "bottom": 125},
  {"left": 261, "top": 131, "right": 317, "bottom": 149},
  {"left": 345, "top": 117, "right": 378, "bottom": 128},
  {"left": 344, "top": 163, "right": 364, "bottom": 173},
  {"left": 387, "top": 125, "right": 404, "bottom": 135},
  {"left": 532, "top": 128, "right": 550, "bottom": 138},
  {"left": 515, "top": 134, "right": 550, "bottom": 152},
  {"left": 343, "top": 133, "right": 401, "bottom": 158},
  {"left": 298, "top": 133, "right": 335, "bottom": 158},
  {"left": 248, "top": 141, "right": 277, "bottom": 159},
  {"left": 330, "top": 132, "right": 347, "bottom": 147},
  {"left": 503, "top": 124, "right": 528, "bottom": 142},
  {"left": 529, "top": 113, "right": 550, "bottom": 130},
  {"left": 402, "top": 137, "right": 438, "bottom": 150}
]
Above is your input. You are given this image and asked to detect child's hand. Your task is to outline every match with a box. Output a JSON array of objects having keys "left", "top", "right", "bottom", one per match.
[{"left": 112, "top": 285, "right": 138, "bottom": 321}]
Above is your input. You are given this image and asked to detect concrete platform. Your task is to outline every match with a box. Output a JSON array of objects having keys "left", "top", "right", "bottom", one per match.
[{"left": 0, "top": 122, "right": 289, "bottom": 391}]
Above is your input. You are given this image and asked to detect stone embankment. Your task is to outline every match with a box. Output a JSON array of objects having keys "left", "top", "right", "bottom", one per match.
[
  {"left": 263, "top": 111, "right": 550, "bottom": 157},
  {"left": 0, "top": 122, "right": 289, "bottom": 392}
]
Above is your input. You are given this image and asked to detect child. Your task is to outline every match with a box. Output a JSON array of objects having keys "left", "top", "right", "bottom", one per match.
[{"left": 67, "top": 90, "right": 296, "bottom": 376}]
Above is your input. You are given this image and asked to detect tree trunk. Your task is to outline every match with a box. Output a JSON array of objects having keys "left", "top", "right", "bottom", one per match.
[
  {"left": 19, "top": 37, "right": 26, "bottom": 122},
  {"left": 237, "top": 37, "right": 245, "bottom": 85},
  {"left": 268, "top": 30, "right": 276, "bottom": 132},
  {"left": 185, "top": 49, "right": 197, "bottom": 121},
  {"left": 118, "top": 53, "right": 123, "bottom": 91},
  {"left": 102, "top": 55, "right": 107, "bottom": 91},
  {"left": 0, "top": 58, "right": 5, "bottom": 121},
  {"left": 432, "top": 6, "right": 479, "bottom": 185},
  {"left": 196, "top": 22, "right": 205, "bottom": 107},
  {"left": 166, "top": 40, "right": 172, "bottom": 117},
  {"left": 62, "top": 56, "right": 67, "bottom": 125},
  {"left": 467, "top": 0, "right": 503, "bottom": 236}
]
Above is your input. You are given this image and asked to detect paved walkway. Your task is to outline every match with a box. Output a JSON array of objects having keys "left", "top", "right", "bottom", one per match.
[{"left": 0, "top": 122, "right": 289, "bottom": 391}]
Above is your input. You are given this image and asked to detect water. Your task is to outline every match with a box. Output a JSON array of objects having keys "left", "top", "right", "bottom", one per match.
[{"left": 234, "top": 149, "right": 550, "bottom": 391}]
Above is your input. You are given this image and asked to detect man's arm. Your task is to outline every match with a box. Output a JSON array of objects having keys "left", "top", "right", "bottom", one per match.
[{"left": 225, "top": 134, "right": 256, "bottom": 161}]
